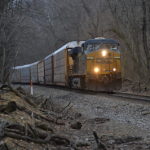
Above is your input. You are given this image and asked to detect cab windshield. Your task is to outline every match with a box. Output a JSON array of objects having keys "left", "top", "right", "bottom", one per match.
[{"left": 84, "top": 43, "right": 119, "bottom": 54}]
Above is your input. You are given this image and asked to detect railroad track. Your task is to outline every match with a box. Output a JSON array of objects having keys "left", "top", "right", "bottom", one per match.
[
  {"left": 111, "top": 92, "right": 150, "bottom": 102},
  {"left": 49, "top": 85, "right": 150, "bottom": 103},
  {"left": 13, "top": 83, "right": 150, "bottom": 103},
  {"left": 58, "top": 86, "right": 150, "bottom": 102}
]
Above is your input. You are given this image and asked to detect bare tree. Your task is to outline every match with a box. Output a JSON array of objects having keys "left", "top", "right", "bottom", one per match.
[
  {"left": 81, "top": 0, "right": 106, "bottom": 38},
  {"left": 5, "top": 0, "right": 149, "bottom": 89},
  {"left": 142, "top": 0, "right": 150, "bottom": 73},
  {"left": 106, "top": 0, "right": 150, "bottom": 87},
  {"left": 0, "top": 0, "right": 23, "bottom": 85}
]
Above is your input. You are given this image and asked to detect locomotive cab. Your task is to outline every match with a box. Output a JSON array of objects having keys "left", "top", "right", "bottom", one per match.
[{"left": 83, "top": 39, "right": 121, "bottom": 81}]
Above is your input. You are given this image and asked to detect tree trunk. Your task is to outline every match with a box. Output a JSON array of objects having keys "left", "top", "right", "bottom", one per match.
[
  {"left": 1, "top": 47, "right": 6, "bottom": 84},
  {"left": 142, "top": 0, "right": 150, "bottom": 75}
]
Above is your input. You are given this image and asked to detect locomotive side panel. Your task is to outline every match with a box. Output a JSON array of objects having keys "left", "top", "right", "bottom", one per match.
[
  {"left": 20, "top": 67, "right": 30, "bottom": 83},
  {"left": 45, "top": 56, "right": 53, "bottom": 85},
  {"left": 53, "top": 50, "right": 67, "bottom": 86},
  {"left": 31, "top": 64, "right": 38, "bottom": 83},
  {"left": 38, "top": 61, "right": 44, "bottom": 84}
]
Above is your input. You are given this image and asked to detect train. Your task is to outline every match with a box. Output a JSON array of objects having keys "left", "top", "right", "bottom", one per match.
[{"left": 12, "top": 37, "right": 121, "bottom": 91}]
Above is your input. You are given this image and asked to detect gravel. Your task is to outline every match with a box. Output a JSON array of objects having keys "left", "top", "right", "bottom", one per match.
[{"left": 16, "top": 85, "right": 150, "bottom": 147}]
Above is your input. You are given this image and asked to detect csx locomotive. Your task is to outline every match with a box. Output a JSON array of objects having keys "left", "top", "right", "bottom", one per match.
[{"left": 12, "top": 38, "right": 121, "bottom": 91}]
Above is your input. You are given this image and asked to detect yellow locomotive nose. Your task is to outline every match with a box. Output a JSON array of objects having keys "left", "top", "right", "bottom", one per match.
[{"left": 94, "top": 67, "right": 100, "bottom": 73}]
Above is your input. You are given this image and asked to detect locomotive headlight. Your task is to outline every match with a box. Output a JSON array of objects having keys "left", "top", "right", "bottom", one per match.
[
  {"left": 94, "top": 67, "right": 100, "bottom": 73},
  {"left": 113, "top": 68, "right": 117, "bottom": 72},
  {"left": 101, "top": 50, "right": 107, "bottom": 57}
]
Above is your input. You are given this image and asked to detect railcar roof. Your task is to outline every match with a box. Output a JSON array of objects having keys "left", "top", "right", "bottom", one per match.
[
  {"left": 45, "top": 41, "right": 84, "bottom": 59},
  {"left": 52, "top": 41, "right": 84, "bottom": 55},
  {"left": 14, "top": 61, "right": 39, "bottom": 69},
  {"left": 14, "top": 41, "right": 84, "bottom": 69},
  {"left": 83, "top": 38, "right": 119, "bottom": 47}
]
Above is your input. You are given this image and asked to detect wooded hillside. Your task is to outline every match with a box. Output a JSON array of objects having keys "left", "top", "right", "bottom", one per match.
[{"left": 0, "top": 0, "right": 150, "bottom": 89}]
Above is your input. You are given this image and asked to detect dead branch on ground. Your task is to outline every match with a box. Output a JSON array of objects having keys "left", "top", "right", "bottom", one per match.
[{"left": 93, "top": 131, "right": 107, "bottom": 150}]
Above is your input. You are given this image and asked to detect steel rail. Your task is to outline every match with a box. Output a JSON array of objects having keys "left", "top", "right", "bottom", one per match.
[
  {"left": 111, "top": 92, "right": 150, "bottom": 102},
  {"left": 13, "top": 83, "right": 150, "bottom": 103}
]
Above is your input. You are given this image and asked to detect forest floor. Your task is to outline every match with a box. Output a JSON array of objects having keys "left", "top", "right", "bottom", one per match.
[
  {"left": 9, "top": 85, "right": 150, "bottom": 150},
  {"left": 1, "top": 85, "right": 150, "bottom": 150}
]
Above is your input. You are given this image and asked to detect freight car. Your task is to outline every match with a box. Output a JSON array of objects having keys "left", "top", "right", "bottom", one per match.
[{"left": 12, "top": 38, "right": 121, "bottom": 91}]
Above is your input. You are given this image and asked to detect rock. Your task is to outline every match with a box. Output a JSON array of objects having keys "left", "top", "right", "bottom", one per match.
[
  {"left": 70, "top": 122, "right": 82, "bottom": 130},
  {"left": 142, "top": 111, "right": 150, "bottom": 116},
  {"left": 76, "top": 142, "right": 90, "bottom": 147},
  {"left": 50, "top": 136, "right": 70, "bottom": 146},
  {"left": 74, "top": 113, "right": 82, "bottom": 119}
]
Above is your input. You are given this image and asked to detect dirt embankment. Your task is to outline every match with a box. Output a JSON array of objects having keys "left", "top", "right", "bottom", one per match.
[
  {"left": 1, "top": 85, "right": 150, "bottom": 150},
  {"left": 0, "top": 86, "right": 91, "bottom": 150}
]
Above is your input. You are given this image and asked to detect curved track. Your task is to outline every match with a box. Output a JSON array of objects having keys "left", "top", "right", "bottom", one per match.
[
  {"left": 48, "top": 85, "right": 150, "bottom": 103},
  {"left": 14, "top": 83, "right": 150, "bottom": 103},
  {"left": 111, "top": 92, "right": 150, "bottom": 102}
]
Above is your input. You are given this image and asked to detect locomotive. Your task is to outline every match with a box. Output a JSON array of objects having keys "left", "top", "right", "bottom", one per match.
[{"left": 12, "top": 38, "right": 121, "bottom": 91}]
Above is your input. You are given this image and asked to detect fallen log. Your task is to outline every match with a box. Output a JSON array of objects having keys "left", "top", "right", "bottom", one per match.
[
  {"left": 6, "top": 123, "right": 49, "bottom": 139},
  {"left": 0, "top": 97, "right": 64, "bottom": 126},
  {"left": 35, "top": 121, "right": 54, "bottom": 133},
  {"left": 93, "top": 131, "right": 107, "bottom": 150},
  {"left": 5, "top": 128, "right": 25, "bottom": 136},
  {"left": 4, "top": 121, "right": 72, "bottom": 146},
  {"left": 38, "top": 98, "right": 48, "bottom": 109},
  {"left": 9, "top": 87, "right": 65, "bottom": 126},
  {"left": 16, "top": 104, "right": 65, "bottom": 125},
  {"left": 16, "top": 87, "right": 27, "bottom": 95},
  {"left": 4, "top": 130, "right": 70, "bottom": 146},
  {"left": 4, "top": 131, "right": 51, "bottom": 144},
  {"left": 0, "top": 85, "right": 9, "bottom": 90},
  {"left": 40, "top": 109, "right": 62, "bottom": 119},
  {"left": 0, "top": 101, "right": 17, "bottom": 114},
  {"left": 9, "top": 86, "right": 36, "bottom": 107},
  {"left": 0, "top": 119, "right": 10, "bottom": 139}
]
